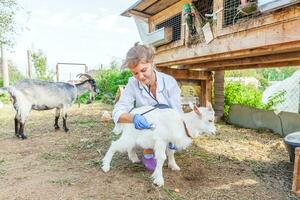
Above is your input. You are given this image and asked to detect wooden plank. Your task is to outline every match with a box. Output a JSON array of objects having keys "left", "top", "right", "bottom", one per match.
[
  {"left": 184, "top": 51, "right": 300, "bottom": 69},
  {"left": 149, "top": 0, "right": 191, "bottom": 27},
  {"left": 145, "top": 0, "right": 180, "bottom": 15},
  {"left": 214, "top": 0, "right": 224, "bottom": 34},
  {"left": 156, "top": 40, "right": 300, "bottom": 67},
  {"left": 207, "top": 60, "right": 300, "bottom": 71},
  {"left": 128, "top": 9, "right": 152, "bottom": 18},
  {"left": 293, "top": 147, "right": 300, "bottom": 196},
  {"left": 216, "top": 4, "right": 300, "bottom": 37},
  {"left": 154, "top": 18, "right": 300, "bottom": 67},
  {"left": 157, "top": 67, "right": 211, "bottom": 80},
  {"left": 134, "top": 0, "right": 159, "bottom": 11},
  {"left": 214, "top": 71, "right": 224, "bottom": 117}
]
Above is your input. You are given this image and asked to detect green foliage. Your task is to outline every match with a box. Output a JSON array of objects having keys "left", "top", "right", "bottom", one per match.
[
  {"left": 257, "top": 68, "right": 298, "bottom": 81},
  {"left": 8, "top": 61, "right": 24, "bottom": 84},
  {"left": 93, "top": 69, "right": 132, "bottom": 104},
  {"left": 0, "top": 62, "right": 24, "bottom": 104},
  {"left": 31, "top": 49, "right": 54, "bottom": 81},
  {"left": 0, "top": 0, "right": 17, "bottom": 46},
  {"left": 0, "top": 93, "right": 10, "bottom": 104},
  {"left": 224, "top": 82, "right": 265, "bottom": 117},
  {"left": 75, "top": 92, "right": 90, "bottom": 104},
  {"left": 225, "top": 67, "right": 299, "bottom": 91},
  {"left": 224, "top": 81, "right": 289, "bottom": 117}
]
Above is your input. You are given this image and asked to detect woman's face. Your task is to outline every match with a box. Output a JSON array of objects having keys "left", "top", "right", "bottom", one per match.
[{"left": 130, "top": 62, "right": 154, "bottom": 86}]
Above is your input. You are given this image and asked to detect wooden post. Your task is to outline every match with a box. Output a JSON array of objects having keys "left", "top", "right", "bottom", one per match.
[
  {"left": 214, "top": 71, "right": 224, "bottom": 120},
  {"left": 1, "top": 45, "right": 9, "bottom": 87},
  {"left": 200, "top": 73, "right": 213, "bottom": 107},
  {"left": 27, "top": 50, "right": 32, "bottom": 78},
  {"left": 200, "top": 80, "right": 208, "bottom": 107},
  {"left": 56, "top": 63, "right": 59, "bottom": 82},
  {"left": 293, "top": 147, "right": 300, "bottom": 196}
]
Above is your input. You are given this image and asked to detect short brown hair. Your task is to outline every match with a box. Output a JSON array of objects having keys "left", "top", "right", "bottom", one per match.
[{"left": 122, "top": 42, "right": 154, "bottom": 69}]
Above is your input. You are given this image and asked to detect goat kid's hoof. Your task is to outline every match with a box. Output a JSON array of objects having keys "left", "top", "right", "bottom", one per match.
[
  {"left": 64, "top": 128, "right": 69, "bottom": 133},
  {"left": 152, "top": 177, "right": 164, "bottom": 187},
  {"left": 101, "top": 165, "right": 110, "bottom": 173},
  {"left": 54, "top": 126, "right": 60, "bottom": 130},
  {"left": 168, "top": 164, "right": 180, "bottom": 171}
]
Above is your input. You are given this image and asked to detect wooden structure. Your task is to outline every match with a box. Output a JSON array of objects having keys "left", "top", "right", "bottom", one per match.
[
  {"left": 122, "top": 0, "right": 300, "bottom": 117},
  {"left": 56, "top": 62, "right": 88, "bottom": 82},
  {"left": 293, "top": 147, "right": 300, "bottom": 196}
]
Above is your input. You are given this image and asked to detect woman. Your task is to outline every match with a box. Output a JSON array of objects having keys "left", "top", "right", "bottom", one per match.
[{"left": 112, "top": 43, "right": 182, "bottom": 171}]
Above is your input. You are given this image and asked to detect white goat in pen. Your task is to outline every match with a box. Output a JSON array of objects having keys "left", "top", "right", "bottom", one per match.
[
  {"left": 101, "top": 103, "right": 216, "bottom": 186},
  {"left": 1, "top": 74, "right": 98, "bottom": 139}
]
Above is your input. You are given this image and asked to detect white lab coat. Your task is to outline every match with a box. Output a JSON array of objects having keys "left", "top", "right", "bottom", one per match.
[{"left": 112, "top": 71, "right": 182, "bottom": 124}]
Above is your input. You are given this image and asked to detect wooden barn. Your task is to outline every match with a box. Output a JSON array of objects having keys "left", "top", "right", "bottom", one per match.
[{"left": 121, "top": 0, "right": 300, "bottom": 118}]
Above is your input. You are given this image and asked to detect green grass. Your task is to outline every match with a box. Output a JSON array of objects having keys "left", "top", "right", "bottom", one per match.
[
  {"left": 49, "top": 177, "right": 78, "bottom": 186},
  {"left": 162, "top": 187, "right": 185, "bottom": 200},
  {"left": 40, "top": 152, "right": 70, "bottom": 161},
  {"left": 0, "top": 159, "right": 6, "bottom": 176}
]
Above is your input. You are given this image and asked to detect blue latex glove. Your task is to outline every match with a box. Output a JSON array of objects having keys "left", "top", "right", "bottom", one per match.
[{"left": 133, "top": 114, "right": 151, "bottom": 130}]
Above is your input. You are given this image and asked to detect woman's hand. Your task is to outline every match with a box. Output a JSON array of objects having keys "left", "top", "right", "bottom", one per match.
[{"left": 133, "top": 114, "right": 151, "bottom": 129}]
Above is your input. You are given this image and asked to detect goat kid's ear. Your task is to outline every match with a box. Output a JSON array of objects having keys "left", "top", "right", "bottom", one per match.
[
  {"left": 193, "top": 105, "right": 202, "bottom": 118},
  {"left": 188, "top": 102, "right": 194, "bottom": 110},
  {"left": 207, "top": 101, "right": 213, "bottom": 111}
]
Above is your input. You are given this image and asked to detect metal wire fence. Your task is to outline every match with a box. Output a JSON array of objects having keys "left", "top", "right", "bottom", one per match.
[{"left": 225, "top": 67, "right": 300, "bottom": 114}]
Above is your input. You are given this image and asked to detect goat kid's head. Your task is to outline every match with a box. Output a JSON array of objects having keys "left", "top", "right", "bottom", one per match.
[{"left": 188, "top": 102, "right": 216, "bottom": 137}]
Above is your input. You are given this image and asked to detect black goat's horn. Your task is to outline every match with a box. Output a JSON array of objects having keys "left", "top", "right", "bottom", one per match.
[{"left": 77, "top": 73, "right": 93, "bottom": 80}]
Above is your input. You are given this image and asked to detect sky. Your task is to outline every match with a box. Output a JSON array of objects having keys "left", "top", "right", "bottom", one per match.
[{"left": 8, "top": 0, "right": 140, "bottom": 81}]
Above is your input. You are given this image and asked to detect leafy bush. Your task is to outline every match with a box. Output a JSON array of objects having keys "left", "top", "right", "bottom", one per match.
[
  {"left": 224, "top": 82, "right": 266, "bottom": 117},
  {"left": 0, "top": 63, "right": 24, "bottom": 104},
  {"left": 75, "top": 92, "right": 91, "bottom": 104},
  {"left": 0, "top": 93, "right": 10, "bottom": 104},
  {"left": 73, "top": 69, "right": 132, "bottom": 105},
  {"left": 94, "top": 69, "right": 132, "bottom": 103}
]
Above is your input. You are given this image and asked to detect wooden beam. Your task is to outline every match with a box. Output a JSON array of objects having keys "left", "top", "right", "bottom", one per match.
[
  {"left": 183, "top": 51, "right": 300, "bottom": 70},
  {"left": 135, "top": 0, "right": 158, "bottom": 11},
  {"left": 208, "top": 60, "right": 300, "bottom": 71},
  {"left": 157, "top": 67, "right": 212, "bottom": 80},
  {"left": 145, "top": 0, "right": 180, "bottom": 14},
  {"left": 156, "top": 39, "right": 300, "bottom": 67},
  {"left": 128, "top": 10, "right": 152, "bottom": 18}
]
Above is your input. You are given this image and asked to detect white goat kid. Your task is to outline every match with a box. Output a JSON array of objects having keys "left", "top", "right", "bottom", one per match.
[{"left": 101, "top": 103, "right": 216, "bottom": 187}]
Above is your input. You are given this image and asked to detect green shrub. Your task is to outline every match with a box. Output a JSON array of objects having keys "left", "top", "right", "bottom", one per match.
[
  {"left": 0, "top": 93, "right": 10, "bottom": 104},
  {"left": 224, "top": 82, "right": 266, "bottom": 117},
  {"left": 75, "top": 92, "right": 90, "bottom": 104},
  {"left": 94, "top": 69, "right": 132, "bottom": 103}
]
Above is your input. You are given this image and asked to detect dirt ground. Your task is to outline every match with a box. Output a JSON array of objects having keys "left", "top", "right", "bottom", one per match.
[{"left": 0, "top": 102, "right": 299, "bottom": 200}]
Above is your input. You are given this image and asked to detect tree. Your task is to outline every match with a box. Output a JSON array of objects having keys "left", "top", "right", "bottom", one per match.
[
  {"left": 1, "top": 0, "right": 18, "bottom": 86},
  {"left": 31, "top": 49, "right": 54, "bottom": 81},
  {"left": 0, "top": 0, "right": 18, "bottom": 46}
]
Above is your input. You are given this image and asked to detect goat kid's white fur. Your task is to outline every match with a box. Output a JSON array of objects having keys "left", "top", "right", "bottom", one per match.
[{"left": 101, "top": 104, "right": 216, "bottom": 187}]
